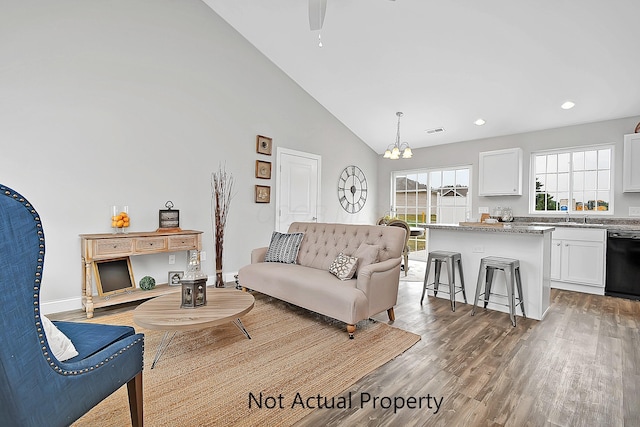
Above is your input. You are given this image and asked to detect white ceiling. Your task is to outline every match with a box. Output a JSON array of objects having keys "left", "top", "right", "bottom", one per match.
[{"left": 202, "top": 0, "right": 640, "bottom": 154}]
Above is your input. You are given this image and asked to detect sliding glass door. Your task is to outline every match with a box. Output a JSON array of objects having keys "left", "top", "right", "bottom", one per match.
[{"left": 392, "top": 166, "right": 471, "bottom": 255}]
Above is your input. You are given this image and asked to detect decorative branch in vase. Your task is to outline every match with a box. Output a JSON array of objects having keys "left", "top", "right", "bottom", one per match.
[{"left": 211, "top": 165, "right": 234, "bottom": 288}]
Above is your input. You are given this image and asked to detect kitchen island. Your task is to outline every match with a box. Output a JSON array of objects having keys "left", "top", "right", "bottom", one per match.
[{"left": 422, "top": 223, "right": 554, "bottom": 321}]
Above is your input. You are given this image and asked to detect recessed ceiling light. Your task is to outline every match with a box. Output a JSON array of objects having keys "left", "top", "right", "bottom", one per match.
[
  {"left": 474, "top": 119, "right": 486, "bottom": 126},
  {"left": 561, "top": 101, "right": 575, "bottom": 110}
]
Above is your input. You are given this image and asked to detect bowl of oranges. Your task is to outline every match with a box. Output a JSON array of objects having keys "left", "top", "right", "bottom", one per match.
[{"left": 111, "top": 206, "right": 130, "bottom": 233}]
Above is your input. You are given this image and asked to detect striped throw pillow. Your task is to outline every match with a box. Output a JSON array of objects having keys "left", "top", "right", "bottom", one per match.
[{"left": 264, "top": 232, "right": 305, "bottom": 264}]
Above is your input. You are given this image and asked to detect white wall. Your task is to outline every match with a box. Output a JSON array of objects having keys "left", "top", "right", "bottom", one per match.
[
  {"left": 378, "top": 116, "right": 640, "bottom": 220},
  {"left": 0, "top": 0, "right": 379, "bottom": 313}
]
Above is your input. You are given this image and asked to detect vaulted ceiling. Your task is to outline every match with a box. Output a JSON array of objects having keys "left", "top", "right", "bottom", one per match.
[{"left": 203, "top": 1, "right": 640, "bottom": 153}]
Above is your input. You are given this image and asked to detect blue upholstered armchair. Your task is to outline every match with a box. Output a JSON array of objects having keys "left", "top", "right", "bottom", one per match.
[{"left": 0, "top": 185, "right": 145, "bottom": 426}]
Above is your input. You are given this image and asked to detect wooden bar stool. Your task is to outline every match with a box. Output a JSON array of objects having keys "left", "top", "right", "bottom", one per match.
[
  {"left": 421, "top": 251, "right": 467, "bottom": 311},
  {"left": 472, "top": 256, "right": 526, "bottom": 326}
]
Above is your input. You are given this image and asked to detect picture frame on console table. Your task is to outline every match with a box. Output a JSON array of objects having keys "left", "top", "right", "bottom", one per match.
[
  {"left": 168, "top": 271, "right": 184, "bottom": 286},
  {"left": 256, "top": 135, "right": 272, "bottom": 155},
  {"left": 94, "top": 257, "right": 135, "bottom": 296},
  {"left": 255, "top": 185, "right": 271, "bottom": 203}
]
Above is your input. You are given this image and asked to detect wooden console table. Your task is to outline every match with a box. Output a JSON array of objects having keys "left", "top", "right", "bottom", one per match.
[{"left": 80, "top": 230, "right": 203, "bottom": 318}]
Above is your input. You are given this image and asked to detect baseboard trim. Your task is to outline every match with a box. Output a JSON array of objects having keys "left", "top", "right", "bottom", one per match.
[
  {"left": 551, "top": 281, "right": 604, "bottom": 296},
  {"left": 41, "top": 297, "right": 83, "bottom": 315},
  {"left": 224, "top": 271, "right": 239, "bottom": 285}
]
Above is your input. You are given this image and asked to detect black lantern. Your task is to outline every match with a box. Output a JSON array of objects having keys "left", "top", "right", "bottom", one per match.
[{"left": 180, "top": 250, "right": 207, "bottom": 308}]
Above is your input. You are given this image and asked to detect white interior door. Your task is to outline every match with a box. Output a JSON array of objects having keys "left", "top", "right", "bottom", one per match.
[{"left": 276, "top": 148, "right": 321, "bottom": 232}]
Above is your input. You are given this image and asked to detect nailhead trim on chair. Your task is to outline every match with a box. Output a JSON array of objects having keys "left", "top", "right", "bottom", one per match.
[{"left": 1, "top": 185, "right": 145, "bottom": 376}]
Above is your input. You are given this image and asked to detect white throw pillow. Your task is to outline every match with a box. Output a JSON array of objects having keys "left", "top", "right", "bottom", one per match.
[
  {"left": 41, "top": 315, "right": 79, "bottom": 361},
  {"left": 329, "top": 253, "right": 359, "bottom": 280}
]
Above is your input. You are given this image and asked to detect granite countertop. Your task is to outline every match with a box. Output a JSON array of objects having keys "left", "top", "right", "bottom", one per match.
[
  {"left": 513, "top": 216, "right": 640, "bottom": 232},
  {"left": 419, "top": 216, "right": 640, "bottom": 234},
  {"left": 421, "top": 223, "right": 554, "bottom": 235}
]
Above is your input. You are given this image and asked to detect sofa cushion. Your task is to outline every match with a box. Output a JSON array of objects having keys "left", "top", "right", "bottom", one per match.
[
  {"left": 328, "top": 253, "right": 358, "bottom": 280},
  {"left": 238, "top": 262, "right": 369, "bottom": 325},
  {"left": 264, "top": 231, "right": 304, "bottom": 264},
  {"left": 354, "top": 243, "right": 380, "bottom": 276}
]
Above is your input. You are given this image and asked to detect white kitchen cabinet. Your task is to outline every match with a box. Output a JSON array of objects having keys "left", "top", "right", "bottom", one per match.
[
  {"left": 560, "top": 240, "right": 605, "bottom": 285},
  {"left": 550, "top": 227, "right": 606, "bottom": 294},
  {"left": 478, "top": 148, "right": 522, "bottom": 196},
  {"left": 623, "top": 133, "right": 640, "bottom": 192}
]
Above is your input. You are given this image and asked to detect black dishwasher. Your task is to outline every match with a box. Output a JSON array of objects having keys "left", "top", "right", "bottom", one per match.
[{"left": 605, "top": 230, "right": 640, "bottom": 300}]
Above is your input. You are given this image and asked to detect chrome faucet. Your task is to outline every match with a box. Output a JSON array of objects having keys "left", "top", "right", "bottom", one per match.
[{"left": 565, "top": 211, "right": 570, "bottom": 222}]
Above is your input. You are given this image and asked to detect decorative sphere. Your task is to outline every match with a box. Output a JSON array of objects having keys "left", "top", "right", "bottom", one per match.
[{"left": 139, "top": 276, "right": 156, "bottom": 291}]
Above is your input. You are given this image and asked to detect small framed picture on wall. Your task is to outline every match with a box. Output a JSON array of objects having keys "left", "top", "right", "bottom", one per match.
[
  {"left": 256, "top": 135, "right": 273, "bottom": 155},
  {"left": 255, "top": 185, "right": 271, "bottom": 203},
  {"left": 256, "top": 160, "right": 272, "bottom": 179}
]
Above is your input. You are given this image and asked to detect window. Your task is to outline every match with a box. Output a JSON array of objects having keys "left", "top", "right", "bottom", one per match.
[
  {"left": 531, "top": 145, "right": 613, "bottom": 214},
  {"left": 392, "top": 166, "right": 471, "bottom": 251}
]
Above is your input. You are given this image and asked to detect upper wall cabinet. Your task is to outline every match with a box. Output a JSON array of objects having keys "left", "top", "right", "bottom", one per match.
[
  {"left": 478, "top": 148, "right": 523, "bottom": 196},
  {"left": 623, "top": 133, "right": 640, "bottom": 192}
]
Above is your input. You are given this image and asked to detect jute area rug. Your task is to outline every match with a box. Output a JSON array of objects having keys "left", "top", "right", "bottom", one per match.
[{"left": 73, "top": 293, "right": 420, "bottom": 427}]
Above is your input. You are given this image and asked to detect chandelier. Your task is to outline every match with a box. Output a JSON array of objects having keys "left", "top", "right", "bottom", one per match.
[{"left": 383, "top": 112, "right": 412, "bottom": 159}]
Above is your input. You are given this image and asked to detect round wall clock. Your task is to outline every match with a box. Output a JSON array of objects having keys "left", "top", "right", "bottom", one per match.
[{"left": 338, "top": 165, "right": 368, "bottom": 213}]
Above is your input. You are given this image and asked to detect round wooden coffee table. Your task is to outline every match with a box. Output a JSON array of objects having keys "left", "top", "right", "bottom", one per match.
[{"left": 133, "top": 288, "right": 255, "bottom": 368}]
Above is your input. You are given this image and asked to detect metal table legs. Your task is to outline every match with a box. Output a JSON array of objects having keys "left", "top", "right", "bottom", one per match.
[
  {"left": 232, "top": 318, "right": 252, "bottom": 340},
  {"left": 150, "top": 318, "right": 251, "bottom": 369},
  {"left": 151, "top": 331, "right": 177, "bottom": 369}
]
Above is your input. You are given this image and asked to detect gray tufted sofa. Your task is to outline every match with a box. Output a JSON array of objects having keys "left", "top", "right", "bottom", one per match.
[{"left": 237, "top": 222, "right": 406, "bottom": 338}]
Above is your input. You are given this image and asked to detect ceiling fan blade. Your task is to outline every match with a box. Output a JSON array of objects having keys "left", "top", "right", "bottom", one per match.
[{"left": 309, "top": 0, "right": 327, "bottom": 31}]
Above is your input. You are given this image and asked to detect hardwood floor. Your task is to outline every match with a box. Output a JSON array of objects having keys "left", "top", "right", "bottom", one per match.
[
  {"left": 296, "top": 282, "right": 640, "bottom": 427},
  {"left": 49, "top": 282, "right": 640, "bottom": 426}
]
